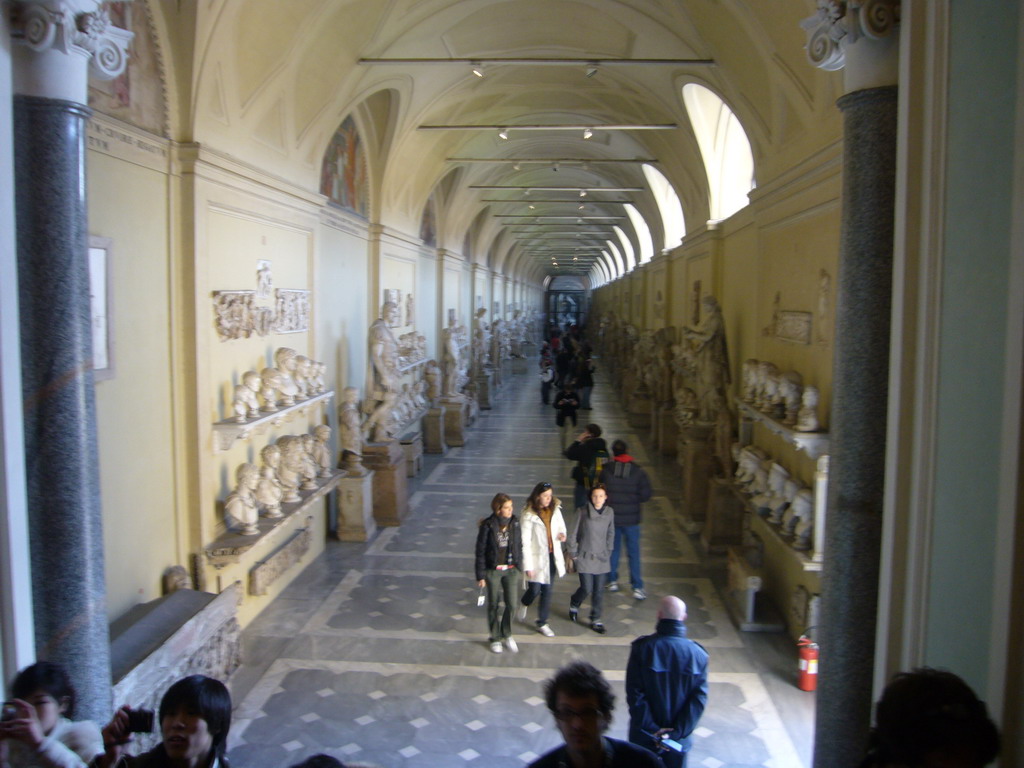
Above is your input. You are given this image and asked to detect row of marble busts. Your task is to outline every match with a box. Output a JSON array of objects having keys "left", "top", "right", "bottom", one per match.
[
  {"left": 740, "top": 359, "right": 821, "bottom": 432},
  {"left": 224, "top": 426, "right": 334, "bottom": 535},
  {"left": 232, "top": 347, "right": 327, "bottom": 422},
  {"left": 733, "top": 444, "right": 814, "bottom": 551}
]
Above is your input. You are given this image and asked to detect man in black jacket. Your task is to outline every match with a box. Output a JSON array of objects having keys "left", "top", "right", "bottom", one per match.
[
  {"left": 598, "top": 439, "right": 653, "bottom": 600},
  {"left": 563, "top": 423, "right": 608, "bottom": 511}
]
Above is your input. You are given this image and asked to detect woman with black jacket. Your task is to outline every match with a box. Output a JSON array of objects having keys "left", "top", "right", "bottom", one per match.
[{"left": 475, "top": 493, "right": 524, "bottom": 654}]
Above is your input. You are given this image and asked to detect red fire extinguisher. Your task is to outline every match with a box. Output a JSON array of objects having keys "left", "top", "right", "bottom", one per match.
[{"left": 797, "top": 634, "right": 819, "bottom": 692}]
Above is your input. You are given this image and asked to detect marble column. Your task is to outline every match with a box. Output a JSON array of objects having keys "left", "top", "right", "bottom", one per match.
[
  {"left": 801, "top": 4, "right": 900, "bottom": 764},
  {"left": 10, "top": 0, "right": 132, "bottom": 722}
]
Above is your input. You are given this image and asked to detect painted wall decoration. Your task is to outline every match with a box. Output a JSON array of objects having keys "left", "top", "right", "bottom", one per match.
[
  {"left": 320, "top": 115, "right": 369, "bottom": 217},
  {"left": 420, "top": 195, "right": 437, "bottom": 247},
  {"left": 87, "top": 1, "right": 167, "bottom": 137}
]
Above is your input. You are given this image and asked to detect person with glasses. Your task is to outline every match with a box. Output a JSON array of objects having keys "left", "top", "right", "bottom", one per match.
[
  {"left": 518, "top": 482, "right": 567, "bottom": 637},
  {"left": 528, "top": 660, "right": 662, "bottom": 768}
]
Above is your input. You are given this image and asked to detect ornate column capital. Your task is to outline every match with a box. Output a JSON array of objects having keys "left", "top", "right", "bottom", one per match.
[
  {"left": 801, "top": 0, "right": 900, "bottom": 73},
  {"left": 9, "top": 0, "right": 133, "bottom": 100}
]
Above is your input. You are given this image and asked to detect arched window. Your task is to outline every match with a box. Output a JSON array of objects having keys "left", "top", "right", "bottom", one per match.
[
  {"left": 624, "top": 204, "right": 654, "bottom": 264},
  {"left": 682, "top": 83, "right": 755, "bottom": 222},
  {"left": 613, "top": 226, "right": 636, "bottom": 270},
  {"left": 606, "top": 241, "right": 625, "bottom": 276},
  {"left": 642, "top": 164, "right": 686, "bottom": 247}
]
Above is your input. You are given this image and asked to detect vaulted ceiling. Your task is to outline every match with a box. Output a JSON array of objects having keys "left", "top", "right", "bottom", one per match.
[{"left": 176, "top": 0, "right": 842, "bottom": 283}]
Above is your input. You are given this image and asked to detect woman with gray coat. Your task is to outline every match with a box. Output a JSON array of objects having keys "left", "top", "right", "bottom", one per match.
[{"left": 567, "top": 483, "right": 615, "bottom": 634}]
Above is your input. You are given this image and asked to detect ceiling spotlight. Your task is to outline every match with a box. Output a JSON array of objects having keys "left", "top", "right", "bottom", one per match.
[
  {"left": 579, "top": 189, "right": 587, "bottom": 197},
  {"left": 579, "top": 204, "right": 585, "bottom": 210},
  {"left": 583, "top": 127, "right": 593, "bottom": 140},
  {"left": 577, "top": 218, "right": 584, "bottom": 224},
  {"left": 471, "top": 61, "right": 485, "bottom": 77},
  {"left": 585, "top": 62, "right": 599, "bottom": 78},
  {"left": 498, "top": 128, "right": 509, "bottom": 140},
  {"left": 573, "top": 256, "right": 578, "bottom": 260},
  {"left": 512, "top": 162, "right": 521, "bottom": 171},
  {"left": 529, "top": 204, "right": 535, "bottom": 209}
]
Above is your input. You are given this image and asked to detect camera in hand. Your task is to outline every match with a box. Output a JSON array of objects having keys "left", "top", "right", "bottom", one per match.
[
  {"left": 1, "top": 702, "right": 17, "bottom": 722},
  {"left": 126, "top": 708, "right": 154, "bottom": 733}
]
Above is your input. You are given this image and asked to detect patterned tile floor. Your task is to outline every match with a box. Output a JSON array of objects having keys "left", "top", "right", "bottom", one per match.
[{"left": 227, "top": 363, "right": 815, "bottom": 767}]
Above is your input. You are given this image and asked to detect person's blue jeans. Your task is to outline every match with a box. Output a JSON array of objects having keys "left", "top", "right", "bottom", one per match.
[
  {"left": 521, "top": 553, "right": 556, "bottom": 625},
  {"left": 609, "top": 524, "right": 642, "bottom": 589},
  {"left": 570, "top": 572, "right": 607, "bottom": 621}
]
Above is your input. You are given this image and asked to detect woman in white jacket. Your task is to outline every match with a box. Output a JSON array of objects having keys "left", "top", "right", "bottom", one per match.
[{"left": 518, "top": 481, "right": 567, "bottom": 636}]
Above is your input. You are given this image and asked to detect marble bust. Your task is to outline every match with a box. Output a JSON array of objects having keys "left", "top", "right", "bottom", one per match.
[
  {"left": 311, "top": 425, "right": 334, "bottom": 477},
  {"left": 259, "top": 367, "right": 285, "bottom": 412},
  {"left": 273, "top": 347, "right": 302, "bottom": 406},
  {"left": 257, "top": 443, "right": 285, "bottom": 517},
  {"left": 299, "top": 434, "right": 320, "bottom": 489},
  {"left": 339, "top": 386, "right": 366, "bottom": 475},
  {"left": 294, "top": 355, "right": 315, "bottom": 399},
  {"left": 741, "top": 359, "right": 759, "bottom": 403},
  {"left": 225, "top": 463, "right": 260, "bottom": 535},
  {"left": 779, "top": 370, "right": 804, "bottom": 425},
  {"left": 233, "top": 370, "right": 262, "bottom": 422},
  {"left": 784, "top": 487, "right": 814, "bottom": 538},
  {"left": 796, "top": 386, "right": 821, "bottom": 432},
  {"left": 276, "top": 436, "right": 304, "bottom": 503}
]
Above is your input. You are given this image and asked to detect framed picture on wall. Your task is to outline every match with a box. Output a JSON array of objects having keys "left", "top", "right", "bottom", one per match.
[{"left": 88, "top": 235, "right": 115, "bottom": 381}]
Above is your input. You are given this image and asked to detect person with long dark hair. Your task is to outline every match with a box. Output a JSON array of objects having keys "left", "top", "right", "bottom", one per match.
[
  {"left": 94, "top": 675, "right": 231, "bottom": 768},
  {"left": 475, "top": 492, "right": 524, "bottom": 653},
  {"left": 518, "top": 482, "right": 568, "bottom": 637},
  {"left": 0, "top": 661, "right": 103, "bottom": 768}
]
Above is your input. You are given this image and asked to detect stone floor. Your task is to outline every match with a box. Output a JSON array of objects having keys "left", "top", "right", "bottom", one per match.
[{"left": 226, "top": 363, "right": 815, "bottom": 768}]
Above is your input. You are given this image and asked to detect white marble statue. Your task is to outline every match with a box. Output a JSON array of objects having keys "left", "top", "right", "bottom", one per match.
[
  {"left": 257, "top": 444, "right": 285, "bottom": 518},
  {"left": 339, "top": 386, "right": 366, "bottom": 474},
  {"left": 233, "top": 370, "right": 262, "bottom": 422},
  {"left": 424, "top": 360, "right": 442, "bottom": 403},
  {"left": 299, "top": 433, "right": 320, "bottom": 489},
  {"left": 673, "top": 385, "right": 698, "bottom": 429},
  {"left": 273, "top": 347, "right": 302, "bottom": 406},
  {"left": 225, "top": 463, "right": 260, "bottom": 535},
  {"left": 313, "top": 361, "right": 327, "bottom": 394},
  {"left": 761, "top": 463, "right": 791, "bottom": 519},
  {"left": 793, "top": 493, "right": 815, "bottom": 551},
  {"left": 735, "top": 446, "right": 768, "bottom": 489},
  {"left": 312, "top": 425, "right": 333, "bottom": 477},
  {"left": 276, "top": 436, "right": 304, "bottom": 503},
  {"left": 771, "top": 478, "right": 800, "bottom": 525},
  {"left": 783, "top": 485, "right": 812, "bottom": 537},
  {"left": 365, "top": 299, "right": 401, "bottom": 442},
  {"left": 684, "top": 295, "right": 731, "bottom": 423},
  {"left": 796, "top": 386, "right": 821, "bottom": 432},
  {"left": 294, "top": 355, "right": 315, "bottom": 399},
  {"left": 741, "top": 359, "right": 759, "bottom": 403},
  {"left": 779, "top": 370, "right": 804, "bottom": 425},
  {"left": 443, "top": 320, "right": 461, "bottom": 398},
  {"left": 259, "top": 367, "right": 285, "bottom": 412},
  {"left": 755, "top": 360, "right": 780, "bottom": 412}
]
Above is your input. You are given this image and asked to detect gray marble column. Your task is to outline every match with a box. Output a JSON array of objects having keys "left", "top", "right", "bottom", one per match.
[
  {"left": 813, "top": 85, "right": 897, "bottom": 768},
  {"left": 14, "top": 94, "right": 111, "bottom": 721}
]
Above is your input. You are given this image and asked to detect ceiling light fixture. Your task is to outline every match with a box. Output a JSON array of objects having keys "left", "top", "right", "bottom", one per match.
[
  {"left": 579, "top": 190, "right": 587, "bottom": 197},
  {"left": 583, "top": 128, "right": 593, "bottom": 140},
  {"left": 585, "top": 63, "right": 599, "bottom": 78},
  {"left": 471, "top": 61, "right": 484, "bottom": 77},
  {"left": 512, "top": 162, "right": 521, "bottom": 170},
  {"left": 498, "top": 128, "right": 509, "bottom": 140}
]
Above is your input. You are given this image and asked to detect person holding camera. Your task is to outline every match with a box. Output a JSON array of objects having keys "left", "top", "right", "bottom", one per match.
[
  {"left": 474, "top": 492, "right": 523, "bottom": 654},
  {"left": 0, "top": 662, "right": 103, "bottom": 768},
  {"left": 94, "top": 675, "right": 231, "bottom": 768}
]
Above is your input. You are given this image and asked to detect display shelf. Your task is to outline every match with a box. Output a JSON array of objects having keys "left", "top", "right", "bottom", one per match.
[
  {"left": 749, "top": 508, "right": 822, "bottom": 572},
  {"left": 204, "top": 470, "right": 344, "bottom": 567},
  {"left": 736, "top": 400, "right": 830, "bottom": 460},
  {"left": 212, "top": 390, "right": 334, "bottom": 452}
]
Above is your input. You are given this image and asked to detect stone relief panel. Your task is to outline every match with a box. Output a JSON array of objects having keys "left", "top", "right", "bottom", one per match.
[{"left": 274, "top": 289, "right": 310, "bottom": 334}]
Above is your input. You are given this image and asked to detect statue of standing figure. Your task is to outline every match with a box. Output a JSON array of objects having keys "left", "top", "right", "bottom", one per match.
[
  {"left": 684, "top": 295, "right": 731, "bottom": 423},
  {"left": 364, "top": 299, "right": 401, "bottom": 442}
]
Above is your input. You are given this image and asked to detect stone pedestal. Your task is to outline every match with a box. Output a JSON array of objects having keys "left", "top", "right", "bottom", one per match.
[
  {"left": 423, "top": 406, "right": 447, "bottom": 454},
  {"left": 679, "top": 423, "right": 713, "bottom": 531},
  {"left": 362, "top": 440, "right": 408, "bottom": 526},
  {"left": 337, "top": 471, "right": 377, "bottom": 541},
  {"left": 701, "top": 478, "right": 747, "bottom": 553},
  {"left": 399, "top": 431, "right": 423, "bottom": 478},
  {"left": 442, "top": 397, "right": 467, "bottom": 446},
  {"left": 654, "top": 402, "right": 679, "bottom": 455},
  {"left": 475, "top": 371, "right": 494, "bottom": 409},
  {"left": 627, "top": 386, "right": 653, "bottom": 429}
]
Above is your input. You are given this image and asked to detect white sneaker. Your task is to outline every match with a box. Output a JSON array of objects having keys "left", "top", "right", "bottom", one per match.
[
  {"left": 504, "top": 637, "right": 518, "bottom": 653},
  {"left": 537, "top": 623, "right": 555, "bottom": 637},
  {"left": 632, "top": 588, "right": 647, "bottom": 601},
  {"left": 606, "top": 582, "right": 620, "bottom": 592},
  {"left": 517, "top": 604, "right": 528, "bottom": 620},
  {"left": 490, "top": 641, "right": 503, "bottom": 653}
]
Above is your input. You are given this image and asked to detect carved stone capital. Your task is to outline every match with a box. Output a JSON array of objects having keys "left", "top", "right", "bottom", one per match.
[
  {"left": 9, "top": 1, "right": 133, "bottom": 80},
  {"left": 800, "top": 0, "right": 900, "bottom": 72}
]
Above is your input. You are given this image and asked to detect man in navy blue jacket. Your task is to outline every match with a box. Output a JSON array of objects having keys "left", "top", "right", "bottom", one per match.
[{"left": 626, "top": 596, "right": 709, "bottom": 768}]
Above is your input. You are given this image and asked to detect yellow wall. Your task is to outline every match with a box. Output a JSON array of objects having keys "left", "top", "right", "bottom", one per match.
[{"left": 87, "top": 144, "right": 179, "bottom": 620}]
